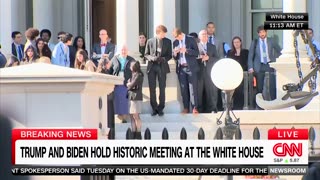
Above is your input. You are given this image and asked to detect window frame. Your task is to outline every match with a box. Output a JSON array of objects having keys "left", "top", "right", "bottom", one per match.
[{"left": 245, "top": 0, "right": 283, "bottom": 48}]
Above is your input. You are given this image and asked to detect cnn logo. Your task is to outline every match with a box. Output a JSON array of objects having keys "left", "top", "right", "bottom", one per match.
[{"left": 273, "top": 143, "right": 302, "bottom": 157}]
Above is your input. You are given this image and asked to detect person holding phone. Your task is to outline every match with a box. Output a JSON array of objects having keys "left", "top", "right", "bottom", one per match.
[
  {"left": 172, "top": 28, "right": 200, "bottom": 114},
  {"left": 144, "top": 25, "right": 172, "bottom": 116}
]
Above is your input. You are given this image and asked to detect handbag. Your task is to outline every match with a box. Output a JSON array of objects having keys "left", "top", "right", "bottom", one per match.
[{"left": 127, "top": 91, "right": 137, "bottom": 100}]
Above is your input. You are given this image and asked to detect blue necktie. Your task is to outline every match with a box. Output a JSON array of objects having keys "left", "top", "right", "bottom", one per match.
[
  {"left": 209, "top": 36, "right": 213, "bottom": 44},
  {"left": 262, "top": 40, "right": 268, "bottom": 64},
  {"left": 18, "top": 45, "right": 23, "bottom": 61}
]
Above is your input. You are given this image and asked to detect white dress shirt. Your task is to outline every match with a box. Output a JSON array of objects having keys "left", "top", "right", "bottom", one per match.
[{"left": 178, "top": 35, "right": 187, "bottom": 64}]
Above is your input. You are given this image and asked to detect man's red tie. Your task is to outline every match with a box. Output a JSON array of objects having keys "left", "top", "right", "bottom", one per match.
[{"left": 100, "top": 43, "right": 106, "bottom": 47}]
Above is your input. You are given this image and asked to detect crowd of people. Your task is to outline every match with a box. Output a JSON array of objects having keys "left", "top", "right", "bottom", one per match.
[{"left": 1, "top": 23, "right": 319, "bottom": 139}]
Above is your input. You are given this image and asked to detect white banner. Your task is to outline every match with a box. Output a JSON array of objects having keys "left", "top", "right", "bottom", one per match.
[{"left": 15, "top": 140, "right": 308, "bottom": 165}]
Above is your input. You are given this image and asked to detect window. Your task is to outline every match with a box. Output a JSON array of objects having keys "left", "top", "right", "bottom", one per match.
[{"left": 251, "top": 0, "right": 283, "bottom": 48}]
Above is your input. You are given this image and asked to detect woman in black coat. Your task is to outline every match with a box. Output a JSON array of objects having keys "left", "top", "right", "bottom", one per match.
[{"left": 227, "top": 36, "right": 249, "bottom": 110}]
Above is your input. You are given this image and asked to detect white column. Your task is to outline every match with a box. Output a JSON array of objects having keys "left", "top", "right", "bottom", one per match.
[
  {"left": 188, "top": 0, "right": 210, "bottom": 34},
  {"left": 0, "top": 0, "right": 13, "bottom": 55},
  {"left": 33, "top": 0, "right": 54, "bottom": 34},
  {"left": 280, "top": 0, "right": 307, "bottom": 59},
  {"left": 116, "top": 0, "right": 139, "bottom": 57},
  {"left": 153, "top": 0, "right": 176, "bottom": 40}
]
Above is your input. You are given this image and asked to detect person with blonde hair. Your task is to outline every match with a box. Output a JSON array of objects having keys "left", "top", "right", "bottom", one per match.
[
  {"left": 36, "top": 56, "right": 51, "bottom": 64},
  {"left": 74, "top": 49, "right": 98, "bottom": 72}
]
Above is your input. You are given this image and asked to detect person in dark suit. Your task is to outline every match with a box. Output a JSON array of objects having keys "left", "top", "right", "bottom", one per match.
[
  {"left": 11, "top": 31, "right": 24, "bottom": 61},
  {"left": 227, "top": 36, "right": 249, "bottom": 110},
  {"left": 92, "top": 29, "right": 115, "bottom": 67},
  {"left": 145, "top": 25, "right": 172, "bottom": 116},
  {"left": 197, "top": 30, "right": 219, "bottom": 113},
  {"left": 173, "top": 28, "right": 200, "bottom": 114},
  {"left": 248, "top": 25, "right": 282, "bottom": 103},
  {"left": 206, "top": 22, "right": 228, "bottom": 111}
]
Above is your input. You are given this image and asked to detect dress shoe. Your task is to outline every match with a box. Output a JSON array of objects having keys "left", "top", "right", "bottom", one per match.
[
  {"left": 135, "top": 132, "right": 142, "bottom": 140},
  {"left": 181, "top": 109, "right": 189, "bottom": 114},
  {"left": 192, "top": 108, "right": 199, "bottom": 114},
  {"left": 158, "top": 110, "right": 164, "bottom": 116},
  {"left": 151, "top": 110, "right": 158, "bottom": 116}
]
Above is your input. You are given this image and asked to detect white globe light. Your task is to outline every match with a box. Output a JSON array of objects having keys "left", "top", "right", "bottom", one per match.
[{"left": 211, "top": 58, "right": 244, "bottom": 90}]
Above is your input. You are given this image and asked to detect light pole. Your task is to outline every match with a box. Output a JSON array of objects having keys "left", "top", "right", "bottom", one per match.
[{"left": 211, "top": 58, "right": 244, "bottom": 140}]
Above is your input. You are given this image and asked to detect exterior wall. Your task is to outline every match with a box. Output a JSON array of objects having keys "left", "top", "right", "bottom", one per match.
[
  {"left": 0, "top": 0, "right": 79, "bottom": 53},
  {"left": 52, "top": 0, "right": 79, "bottom": 44},
  {"left": 189, "top": 0, "right": 245, "bottom": 48},
  {"left": 188, "top": 0, "right": 211, "bottom": 34}
]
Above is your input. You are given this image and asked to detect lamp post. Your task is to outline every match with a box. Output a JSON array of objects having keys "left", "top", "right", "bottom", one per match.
[{"left": 211, "top": 58, "right": 244, "bottom": 139}]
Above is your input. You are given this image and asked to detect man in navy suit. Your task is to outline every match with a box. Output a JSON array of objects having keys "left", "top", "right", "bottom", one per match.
[
  {"left": 92, "top": 29, "right": 115, "bottom": 66},
  {"left": 248, "top": 25, "right": 282, "bottom": 102},
  {"left": 173, "top": 28, "right": 200, "bottom": 114},
  {"left": 11, "top": 31, "right": 24, "bottom": 61}
]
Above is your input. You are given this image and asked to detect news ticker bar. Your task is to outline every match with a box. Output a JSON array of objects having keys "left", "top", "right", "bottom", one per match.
[
  {"left": 264, "top": 21, "right": 308, "bottom": 30},
  {"left": 12, "top": 165, "right": 308, "bottom": 175}
]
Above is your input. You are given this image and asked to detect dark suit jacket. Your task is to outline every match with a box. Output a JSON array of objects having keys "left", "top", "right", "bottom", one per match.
[
  {"left": 92, "top": 42, "right": 115, "bottom": 61},
  {"left": 108, "top": 55, "right": 135, "bottom": 85},
  {"left": 145, "top": 37, "right": 172, "bottom": 74},
  {"left": 248, "top": 37, "right": 282, "bottom": 72},
  {"left": 11, "top": 43, "right": 24, "bottom": 60},
  {"left": 227, "top": 49, "right": 249, "bottom": 71},
  {"left": 173, "top": 35, "right": 200, "bottom": 74},
  {"left": 68, "top": 45, "right": 77, "bottom": 68},
  {"left": 198, "top": 43, "right": 218, "bottom": 73},
  {"left": 127, "top": 72, "right": 144, "bottom": 101}
]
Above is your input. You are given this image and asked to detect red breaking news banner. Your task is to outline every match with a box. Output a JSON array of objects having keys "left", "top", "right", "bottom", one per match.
[
  {"left": 267, "top": 129, "right": 308, "bottom": 140},
  {"left": 11, "top": 129, "right": 97, "bottom": 164}
]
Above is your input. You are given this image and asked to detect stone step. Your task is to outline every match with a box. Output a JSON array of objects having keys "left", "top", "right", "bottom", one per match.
[
  {"left": 114, "top": 112, "right": 320, "bottom": 149},
  {"left": 140, "top": 100, "right": 182, "bottom": 114}
]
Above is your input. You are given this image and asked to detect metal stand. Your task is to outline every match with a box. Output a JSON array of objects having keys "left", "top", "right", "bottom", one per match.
[{"left": 217, "top": 90, "right": 240, "bottom": 140}]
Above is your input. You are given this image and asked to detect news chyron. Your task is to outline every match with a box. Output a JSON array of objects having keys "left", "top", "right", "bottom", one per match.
[
  {"left": 264, "top": 13, "right": 309, "bottom": 30},
  {"left": 12, "top": 128, "right": 309, "bottom": 176}
]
